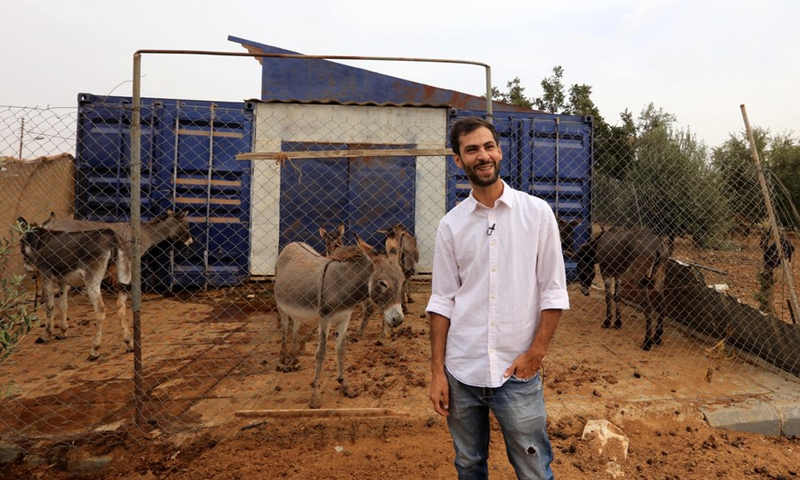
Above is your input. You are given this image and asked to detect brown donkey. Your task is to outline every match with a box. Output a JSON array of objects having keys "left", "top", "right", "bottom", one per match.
[{"left": 576, "top": 228, "right": 669, "bottom": 351}]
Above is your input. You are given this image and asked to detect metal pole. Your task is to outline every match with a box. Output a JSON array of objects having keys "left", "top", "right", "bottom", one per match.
[
  {"left": 131, "top": 53, "right": 145, "bottom": 426},
  {"left": 18, "top": 118, "right": 24, "bottom": 159},
  {"left": 485, "top": 66, "right": 493, "bottom": 123},
  {"left": 740, "top": 104, "right": 799, "bottom": 323}
]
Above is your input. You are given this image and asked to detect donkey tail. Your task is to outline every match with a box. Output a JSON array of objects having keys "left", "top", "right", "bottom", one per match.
[
  {"left": 642, "top": 238, "right": 670, "bottom": 290},
  {"left": 114, "top": 233, "right": 132, "bottom": 285}
]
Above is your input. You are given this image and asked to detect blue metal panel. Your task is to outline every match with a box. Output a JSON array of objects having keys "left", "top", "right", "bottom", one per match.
[
  {"left": 228, "top": 36, "right": 533, "bottom": 114},
  {"left": 279, "top": 142, "right": 416, "bottom": 253},
  {"left": 75, "top": 94, "right": 253, "bottom": 290},
  {"left": 447, "top": 110, "right": 593, "bottom": 280},
  {"left": 75, "top": 95, "right": 159, "bottom": 222},
  {"left": 279, "top": 143, "right": 350, "bottom": 253},
  {"left": 348, "top": 150, "right": 415, "bottom": 248}
]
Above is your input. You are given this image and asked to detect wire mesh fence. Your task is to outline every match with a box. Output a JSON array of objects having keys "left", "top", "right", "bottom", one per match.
[{"left": 1, "top": 92, "right": 799, "bottom": 454}]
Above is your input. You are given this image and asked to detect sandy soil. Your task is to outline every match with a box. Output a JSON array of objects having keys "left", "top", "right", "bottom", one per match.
[{"left": 1, "top": 236, "right": 799, "bottom": 479}]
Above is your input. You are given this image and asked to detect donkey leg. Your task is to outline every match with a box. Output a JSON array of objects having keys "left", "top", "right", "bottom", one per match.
[
  {"left": 642, "top": 308, "right": 654, "bottom": 351},
  {"left": 654, "top": 274, "right": 666, "bottom": 345},
  {"left": 333, "top": 313, "right": 357, "bottom": 399},
  {"left": 116, "top": 289, "right": 133, "bottom": 353},
  {"left": 277, "top": 311, "right": 301, "bottom": 372},
  {"left": 310, "top": 320, "right": 332, "bottom": 409},
  {"left": 602, "top": 277, "right": 613, "bottom": 329},
  {"left": 405, "top": 277, "right": 414, "bottom": 304},
  {"left": 654, "top": 292, "right": 665, "bottom": 346},
  {"left": 55, "top": 285, "right": 70, "bottom": 339},
  {"left": 357, "top": 301, "right": 375, "bottom": 335},
  {"left": 87, "top": 283, "right": 107, "bottom": 361},
  {"left": 613, "top": 278, "right": 623, "bottom": 329},
  {"left": 36, "top": 280, "right": 57, "bottom": 344}
]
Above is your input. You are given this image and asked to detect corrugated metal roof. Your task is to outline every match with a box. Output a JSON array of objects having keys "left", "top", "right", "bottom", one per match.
[
  {"left": 245, "top": 97, "right": 453, "bottom": 108},
  {"left": 229, "top": 36, "right": 539, "bottom": 113}
]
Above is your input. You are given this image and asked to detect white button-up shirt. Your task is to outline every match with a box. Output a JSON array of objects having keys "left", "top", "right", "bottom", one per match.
[{"left": 426, "top": 181, "right": 570, "bottom": 388}]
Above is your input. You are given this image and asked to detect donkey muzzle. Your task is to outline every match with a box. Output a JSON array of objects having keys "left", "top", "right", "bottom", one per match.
[{"left": 383, "top": 304, "right": 404, "bottom": 329}]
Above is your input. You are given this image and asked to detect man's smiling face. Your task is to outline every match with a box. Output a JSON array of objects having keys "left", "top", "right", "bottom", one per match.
[{"left": 454, "top": 126, "right": 502, "bottom": 187}]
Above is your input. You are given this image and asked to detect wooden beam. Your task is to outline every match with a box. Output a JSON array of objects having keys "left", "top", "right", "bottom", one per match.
[
  {"left": 235, "top": 408, "right": 405, "bottom": 418},
  {"left": 236, "top": 148, "right": 451, "bottom": 161}
]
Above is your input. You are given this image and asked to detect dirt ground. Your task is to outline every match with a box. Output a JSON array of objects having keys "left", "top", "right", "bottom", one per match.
[{"left": 2, "top": 236, "right": 800, "bottom": 479}]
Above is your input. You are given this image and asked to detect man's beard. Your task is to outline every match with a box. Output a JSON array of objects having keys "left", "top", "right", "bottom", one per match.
[{"left": 464, "top": 160, "right": 500, "bottom": 187}]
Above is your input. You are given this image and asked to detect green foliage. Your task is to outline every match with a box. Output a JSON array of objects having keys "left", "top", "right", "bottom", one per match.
[
  {"left": 533, "top": 66, "right": 566, "bottom": 113},
  {"left": 711, "top": 128, "right": 768, "bottom": 225},
  {"left": 491, "top": 77, "right": 533, "bottom": 109},
  {"left": 595, "top": 109, "right": 636, "bottom": 180},
  {"left": 595, "top": 105, "right": 732, "bottom": 248},
  {"left": 0, "top": 226, "right": 38, "bottom": 363},
  {"left": 491, "top": 70, "right": 800, "bottom": 248},
  {"left": 712, "top": 128, "right": 800, "bottom": 229},
  {"left": 632, "top": 123, "right": 731, "bottom": 247},
  {"left": 763, "top": 133, "right": 800, "bottom": 227}
]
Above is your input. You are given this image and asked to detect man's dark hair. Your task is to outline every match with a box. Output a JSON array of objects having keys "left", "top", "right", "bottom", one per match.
[{"left": 449, "top": 117, "right": 500, "bottom": 155}]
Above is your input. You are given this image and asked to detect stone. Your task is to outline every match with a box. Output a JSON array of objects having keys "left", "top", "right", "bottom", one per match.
[{"left": 581, "top": 419, "right": 629, "bottom": 461}]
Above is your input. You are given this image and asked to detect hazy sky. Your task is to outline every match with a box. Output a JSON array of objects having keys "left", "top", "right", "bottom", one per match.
[{"left": 5, "top": 0, "right": 800, "bottom": 148}]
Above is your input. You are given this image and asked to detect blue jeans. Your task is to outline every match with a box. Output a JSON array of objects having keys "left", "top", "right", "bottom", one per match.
[{"left": 445, "top": 370, "right": 553, "bottom": 480}]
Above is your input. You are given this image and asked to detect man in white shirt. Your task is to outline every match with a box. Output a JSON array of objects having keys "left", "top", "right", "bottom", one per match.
[{"left": 427, "top": 117, "right": 570, "bottom": 480}]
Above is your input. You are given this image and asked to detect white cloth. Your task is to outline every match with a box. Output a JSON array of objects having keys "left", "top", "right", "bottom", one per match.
[{"left": 426, "top": 181, "right": 570, "bottom": 388}]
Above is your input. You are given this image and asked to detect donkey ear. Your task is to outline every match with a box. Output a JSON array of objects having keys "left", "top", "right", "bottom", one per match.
[
  {"left": 337, "top": 224, "right": 345, "bottom": 235},
  {"left": 319, "top": 226, "right": 327, "bottom": 239},
  {"left": 17, "top": 217, "right": 29, "bottom": 229},
  {"left": 42, "top": 212, "right": 55, "bottom": 229},
  {"left": 175, "top": 210, "right": 186, "bottom": 220},
  {"left": 355, "top": 235, "right": 374, "bottom": 254}
]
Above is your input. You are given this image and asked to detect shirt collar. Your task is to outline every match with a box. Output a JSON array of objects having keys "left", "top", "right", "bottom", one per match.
[{"left": 465, "top": 179, "right": 514, "bottom": 211}]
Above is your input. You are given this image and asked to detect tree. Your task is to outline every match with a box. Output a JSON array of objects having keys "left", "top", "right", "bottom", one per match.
[
  {"left": 594, "top": 109, "right": 636, "bottom": 180},
  {"left": 711, "top": 128, "right": 770, "bottom": 227},
  {"left": 567, "top": 84, "right": 605, "bottom": 127},
  {"left": 0, "top": 226, "right": 38, "bottom": 363},
  {"left": 491, "top": 77, "right": 533, "bottom": 109},
  {"left": 595, "top": 104, "right": 731, "bottom": 248},
  {"left": 533, "top": 66, "right": 566, "bottom": 113},
  {"left": 763, "top": 132, "right": 800, "bottom": 228}
]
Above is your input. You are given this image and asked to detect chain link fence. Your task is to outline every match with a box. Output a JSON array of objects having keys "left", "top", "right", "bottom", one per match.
[{"left": 1, "top": 87, "right": 799, "bottom": 455}]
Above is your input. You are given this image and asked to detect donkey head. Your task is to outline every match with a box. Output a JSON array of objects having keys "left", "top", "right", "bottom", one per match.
[
  {"left": 575, "top": 237, "right": 598, "bottom": 296},
  {"left": 356, "top": 235, "right": 405, "bottom": 329},
  {"left": 17, "top": 213, "right": 55, "bottom": 271},
  {"left": 154, "top": 210, "right": 193, "bottom": 248},
  {"left": 319, "top": 224, "right": 345, "bottom": 256},
  {"left": 378, "top": 223, "right": 409, "bottom": 259}
]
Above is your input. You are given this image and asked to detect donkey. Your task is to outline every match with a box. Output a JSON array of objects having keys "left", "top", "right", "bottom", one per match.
[
  {"left": 18, "top": 215, "right": 133, "bottom": 361},
  {"left": 319, "top": 224, "right": 384, "bottom": 337},
  {"left": 27, "top": 210, "right": 193, "bottom": 307},
  {"left": 275, "top": 236, "right": 405, "bottom": 409},
  {"left": 576, "top": 228, "right": 669, "bottom": 351},
  {"left": 48, "top": 210, "right": 193, "bottom": 253},
  {"left": 377, "top": 223, "right": 419, "bottom": 314}
]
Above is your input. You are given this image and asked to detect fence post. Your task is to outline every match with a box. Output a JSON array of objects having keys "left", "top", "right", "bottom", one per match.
[
  {"left": 131, "top": 52, "right": 145, "bottom": 427},
  {"left": 740, "top": 104, "right": 799, "bottom": 323}
]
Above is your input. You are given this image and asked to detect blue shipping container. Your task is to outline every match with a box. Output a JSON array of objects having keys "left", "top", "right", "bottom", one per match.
[{"left": 76, "top": 93, "right": 254, "bottom": 290}]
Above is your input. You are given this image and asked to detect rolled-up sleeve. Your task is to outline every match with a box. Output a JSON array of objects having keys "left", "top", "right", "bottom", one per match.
[
  {"left": 426, "top": 219, "right": 459, "bottom": 319},
  {"left": 537, "top": 209, "right": 571, "bottom": 311}
]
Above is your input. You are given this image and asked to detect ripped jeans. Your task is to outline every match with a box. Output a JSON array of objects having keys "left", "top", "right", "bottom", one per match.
[{"left": 445, "top": 369, "right": 553, "bottom": 480}]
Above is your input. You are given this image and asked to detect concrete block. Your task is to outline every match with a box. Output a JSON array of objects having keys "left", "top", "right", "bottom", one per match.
[
  {"left": 700, "top": 399, "right": 780, "bottom": 436},
  {"left": 769, "top": 396, "right": 800, "bottom": 438}
]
